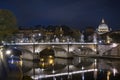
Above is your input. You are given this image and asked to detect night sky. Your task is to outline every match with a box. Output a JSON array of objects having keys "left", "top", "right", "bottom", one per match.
[{"left": 0, "top": 0, "right": 120, "bottom": 30}]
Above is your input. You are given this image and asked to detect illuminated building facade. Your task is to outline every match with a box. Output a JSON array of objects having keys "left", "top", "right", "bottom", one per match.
[{"left": 97, "top": 19, "right": 111, "bottom": 35}]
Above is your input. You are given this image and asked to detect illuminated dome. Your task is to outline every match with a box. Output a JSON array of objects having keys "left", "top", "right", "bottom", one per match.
[{"left": 97, "top": 19, "right": 110, "bottom": 34}]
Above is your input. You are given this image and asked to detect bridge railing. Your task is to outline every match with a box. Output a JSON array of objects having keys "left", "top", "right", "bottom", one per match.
[{"left": 3, "top": 42, "right": 98, "bottom": 46}]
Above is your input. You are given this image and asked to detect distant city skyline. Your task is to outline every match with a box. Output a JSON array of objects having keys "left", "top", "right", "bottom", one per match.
[{"left": 0, "top": 0, "right": 120, "bottom": 30}]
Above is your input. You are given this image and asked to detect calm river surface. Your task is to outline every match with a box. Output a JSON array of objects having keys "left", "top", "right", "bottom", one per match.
[{"left": 1, "top": 55, "right": 120, "bottom": 80}]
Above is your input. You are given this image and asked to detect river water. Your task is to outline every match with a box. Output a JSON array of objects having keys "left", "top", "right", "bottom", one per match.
[{"left": 1, "top": 54, "right": 120, "bottom": 80}]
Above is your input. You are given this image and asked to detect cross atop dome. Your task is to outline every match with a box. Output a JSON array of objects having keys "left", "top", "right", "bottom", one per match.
[{"left": 101, "top": 18, "right": 105, "bottom": 23}]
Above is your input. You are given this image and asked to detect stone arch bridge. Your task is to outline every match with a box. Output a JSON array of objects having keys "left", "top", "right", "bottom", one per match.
[{"left": 4, "top": 42, "right": 97, "bottom": 57}]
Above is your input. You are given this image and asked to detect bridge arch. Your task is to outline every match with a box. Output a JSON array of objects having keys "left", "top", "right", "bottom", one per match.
[{"left": 39, "top": 46, "right": 68, "bottom": 58}]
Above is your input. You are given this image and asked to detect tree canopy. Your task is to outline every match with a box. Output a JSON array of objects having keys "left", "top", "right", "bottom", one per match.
[
  {"left": 109, "top": 31, "right": 120, "bottom": 43},
  {"left": 0, "top": 9, "right": 18, "bottom": 42}
]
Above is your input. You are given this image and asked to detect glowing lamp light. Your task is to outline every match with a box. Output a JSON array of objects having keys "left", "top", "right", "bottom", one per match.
[
  {"left": 81, "top": 45, "right": 84, "bottom": 48},
  {"left": 82, "top": 66, "right": 84, "bottom": 70},
  {"left": 31, "top": 69, "right": 98, "bottom": 79},
  {"left": 19, "top": 60, "right": 23, "bottom": 67},
  {"left": 99, "top": 40, "right": 102, "bottom": 43},
  {"left": 49, "top": 59, "right": 54, "bottom": 65},
  {"left": 40, "top": 58, "right": 44, "bottom": 61},
  {"left": 0, "top": 51, "right": 3, "bottom": 59},
  {"left": 62, "top": 40, "right": 65, "bottom": 42},
  {"left": 111, "top": 43, "right": 118, "bottom": 47},
  {"left": 52, "top": 69, "right": 55, "bottom": 74},
  {"left": 49, "top": 55, "right": 53, "bottom": 58},
  {"left": 0, "top": 46, "right": 3, "bottom": 59},
  {"left": 6, "top": 50, "right": 11, "bottom": 55},
  {"left": 41, "top": 63, "right": 45, "bottom": 68},
  {"left": 38, "top": 33, "right": 41, "bottom": 36},
  {"left": 20, "top": 40, "right": 23, "bottom": 43},
  {"left": 107, "top": 71, "right": 111, "bottom": 80},
  {"left": 113, "top": 68, "right": 118, "bottom": 76},
  {"left": 11, "top": 59, "right": 14, "bottom": 64},
  {"left": 107, "top": 40, "right": 110, "bottom": 44}
]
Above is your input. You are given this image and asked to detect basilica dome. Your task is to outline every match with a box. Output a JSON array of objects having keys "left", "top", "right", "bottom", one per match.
[{"left": 97, "top": 19, "right": 110, "bottom": 34}]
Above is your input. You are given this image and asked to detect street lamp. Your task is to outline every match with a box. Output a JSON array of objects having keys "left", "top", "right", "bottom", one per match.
[
  {"left": 6, "top": 50, "right": 11, "bottom": 55},
  {"left": 38, "top": 33, "right": 41, "bottom": 42}
]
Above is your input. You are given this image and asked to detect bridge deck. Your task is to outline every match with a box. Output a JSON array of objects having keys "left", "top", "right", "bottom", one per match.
[{"left": 4, "top": 42, "right": 97, "bottom": 46}]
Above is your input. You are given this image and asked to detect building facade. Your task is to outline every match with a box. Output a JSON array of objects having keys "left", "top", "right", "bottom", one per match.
[{"left": 97, "top": 19, "right": 111, "bottom": 35}]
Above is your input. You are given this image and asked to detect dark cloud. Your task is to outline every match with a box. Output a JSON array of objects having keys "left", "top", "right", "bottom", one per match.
[{"left": 0, "top": 0, "right": 120, "bottom": 30}]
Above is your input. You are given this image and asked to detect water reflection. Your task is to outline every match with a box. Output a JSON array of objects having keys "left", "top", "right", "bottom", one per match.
[
  {"left": 0, "top": 47, "right": 120, "bottom": 80},
  {"left": 30, "top": 56, "right": 98, "bottom": 80},
  {"left": 30, "top": 56, "right": 120, "bottom": 80},
  {"left": 0, "top": 47, "right": 23, "bottom": 80}
]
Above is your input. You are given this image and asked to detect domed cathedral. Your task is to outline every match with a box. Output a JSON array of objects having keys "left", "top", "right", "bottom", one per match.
[{"left": 97, "top": 18, "right": 111, "bottom": 35}]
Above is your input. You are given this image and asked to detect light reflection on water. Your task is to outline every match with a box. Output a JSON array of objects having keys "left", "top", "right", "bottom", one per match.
[
  {"left": 0, "top": 48, "right": 120, "bottom": 80},
  {"left": 1, "top": 54, "right": 120, "bottom": 80}
]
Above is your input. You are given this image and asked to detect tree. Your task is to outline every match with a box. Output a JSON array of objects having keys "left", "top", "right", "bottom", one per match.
[
  {"left": 0, "top": 9, "right": 18, "bottom": 42},
  {"left": 109, "top": 31, "right": 120, "bottom": 43},
  {"left": 84, "top": 26, "right": 95, "bottom": 42},
  {"left": 70, "top": 29, "right": 81, "bottom": 41}
]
